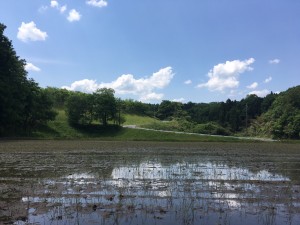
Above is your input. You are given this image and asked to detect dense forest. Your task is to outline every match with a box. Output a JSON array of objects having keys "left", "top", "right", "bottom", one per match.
[
  {"left": 1, "top": 23, "right": 300, "bottom": 139},
  {"left": 0, "top": 24, "right": 56, "bottom": 135}
]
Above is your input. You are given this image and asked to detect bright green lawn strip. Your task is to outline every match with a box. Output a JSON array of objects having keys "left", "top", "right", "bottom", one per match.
[
  {"left": 123, "top": 114, "right": 159, "bottom": 126},
  {"left": 112, "top": 128, "right": 244, "bottom": 142}
]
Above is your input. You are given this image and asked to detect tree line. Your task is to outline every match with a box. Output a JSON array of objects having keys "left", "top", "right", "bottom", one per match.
[
  {"left": 0, "top": 23, "right": 56, "bottom": 136},
  {"left": 44, "top": 82, "right": 300, "bottom": 139},
  {"left": 1, "top": 22, "right": 299, "bottom": 139},
  {"left": 155, "top": 92, "right": 276, "bottom": 132}
]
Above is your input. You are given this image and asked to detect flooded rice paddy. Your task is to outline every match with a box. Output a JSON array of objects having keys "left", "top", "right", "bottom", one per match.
[{"left": 0, "top": 141, "right": 300, "bottom": 225}]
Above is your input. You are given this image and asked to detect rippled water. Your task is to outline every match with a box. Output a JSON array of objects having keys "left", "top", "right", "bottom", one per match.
[{"left": 0, "top": 141, "right": 299, "bottom": 225}]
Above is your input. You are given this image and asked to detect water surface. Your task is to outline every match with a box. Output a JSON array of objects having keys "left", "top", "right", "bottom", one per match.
[{"left": 0, "top": 141, "right": 299, "bottom": 225}]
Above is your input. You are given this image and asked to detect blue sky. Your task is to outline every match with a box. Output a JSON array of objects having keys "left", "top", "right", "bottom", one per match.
[{"left": 1, "top": 0, "right": 299, "bottom": 103}]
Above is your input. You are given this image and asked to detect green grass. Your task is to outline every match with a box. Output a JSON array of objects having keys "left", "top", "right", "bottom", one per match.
[
  {"left": 123, "top": 114, "right": 159, "bottom": 126},
  {"left": 2, "top": 110, "right": 297, "bottom": 142},
  {"left": 29, "top": 110, "right": 253, "bottom": 142},
  {"left": 33, "top": 110, "right": 86, "bottom": 138},
  {"left": 111, "top": 128, "right": 243, "bottom": 142}
]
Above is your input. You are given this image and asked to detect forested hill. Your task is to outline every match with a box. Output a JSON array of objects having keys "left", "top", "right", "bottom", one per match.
[
  {"left": 248, "top": 86, "right": 300, "bottom": 139},
  {"left": 1, "top": 22, "right": 299, "bottom": 139}
]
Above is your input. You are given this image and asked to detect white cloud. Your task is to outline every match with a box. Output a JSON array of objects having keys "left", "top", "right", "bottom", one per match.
[
  {"left": 248, "top": 89, "right": 270, "bottom": 97},
  {"left": 60, "top": 5, "right": 67, "bottom": 13},
  {"left": 197, "top": 58, "right": 255, "bottom": 92},
  {"left": 62, "top": 67, "right": 174, "bottom": 101},
  {"left": 50, "top": 0, "right": 59, "bottom": 8},
  {"left": 172, "top": 98, "right": 185, "bottom": 103},
  {"left": 62, "top": 79, "right": 98, "bottom": 93},
  {"left": 38, "top": 5, "right": 48, "bottom": 13},
  {"left": 184, "top": 80, "right": 192, "bottom": 85},
  {"left": 50, "top": 1, "right": 67, "bottom": 14},
  {"left": 67, "top": 9, "right": 81, "bottom": 22},
  {"left": 264, "top": 76, "right": 272, "bottom": 83},
  {"left": 86, "top": 0, "right": 108, "bottom": 8},
  {"left": 247, "top": 82, "right": 258, "bottom": 89},
  {"left": 140, "top": 93, "right": 164, "bottom": 101},
  {"left": 269, "top": 59, "right": 280, "bottom": 64},
  {"left": 25, "top": 63, "right": 41, "bottom": 72},
  {"left": 17, "top": 21, "right": 48, "bottom": 42}
]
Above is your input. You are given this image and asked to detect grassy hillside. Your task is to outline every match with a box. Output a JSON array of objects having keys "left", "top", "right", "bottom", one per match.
[
  {"left": 123, "top": 114, "right": 159, "bottom": 126},
  {"left": 30, "top": 110, "right": 245, "bottom": 142}
]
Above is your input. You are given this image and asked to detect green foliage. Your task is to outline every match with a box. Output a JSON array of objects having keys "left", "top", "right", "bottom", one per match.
[
  {"left": 22, "top": 82, "right": 57, "bottom": 132},
  {"left": 36, "top": 110, "right": 83, "bottom": 138},
  {"left": 93, "top": 88, "right": 117, "bottom": 126},
  {"left": 65, "top": 88, "right": 123, "bottom": 127},
  {"left": 122, "top": 99, "right": 157, "bottom": 117},
  {"left": 242, "top": 94, "right": 263, "bottom": 118},
  {"left": 156, "top": 100, "right": 184, "bottom": 120},
  {"left": 2, "top": 23, "right": 299, "bottom": 140},
  {"left": 181, "top": 95, "right": 271, "bottom": 133},
  {"left": 143, "top": 119, "right": 231, "bottom": 136},
  {"left": 248, "top": 86, "right": 300, "bottom": 139},
  {"left": 268, "top": 87, "right": 300, "bottom": 139},
  {"left": 65, "top": 92, "right": 93, "bottom": 126},
  {"left": 43, "top": 87, "right": 72, "bottom": 109},
  {"left": 0, "top": 23, "right": 56, "bottom": 136},
  {"left": 1, "top": 23, "right": 27, "bottom": 134},
  {"left": 261, "top": 92, "right": 277, "bottom": 113},
  {"left": 34, "top": 110, "right": 240, "bottom": 142},
  {"left": 192, "top": 122, "right": 231, "bottom": 136}
]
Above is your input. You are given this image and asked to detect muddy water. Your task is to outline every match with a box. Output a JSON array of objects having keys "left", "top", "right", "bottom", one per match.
[{"left": 0, "top": 141, "right": 300, "bottom": 225}]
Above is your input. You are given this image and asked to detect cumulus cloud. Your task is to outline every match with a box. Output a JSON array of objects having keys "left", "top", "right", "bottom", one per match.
[
  {"left": 172, "top": 98, "right": 185, "bottom": 103},
  {"left": 184, "top": 80, "right": 192, "bottom": 85},
  {"left": 50, "top": 0, "right": 67, "bottom": 14},
  {"left": 62, "top": 79, "right": 98, "bottom": 93},
  {"left": 197, "top": 58, "right": 255, "bottom": 92},
  {"left": 247, "top": 82, "right": 258, "bottom": 89},
  {"left": 62, "top": 67, "right": 174, "bottom": 101},
  {"left": 60, "top": 5, "right": 67, "bottom": 13},
  {"left": 17, "top": 21, "right": 48, "bottom": 42},
  {"left": 25, "top": 63, "right": 41, "bottom": 72},
  {"left": 269, "top": 59, "right": 280, "bottom": 64},
  {"left": 248, "top": 89, "right": 270, "bottom": 97},
  {"left": 50, "top": 0, "right": 59, "bottom": 8},
  {"left": 86, "top": 0, "right": 108, "bottom": 7},
  {"left": 264, "top": 76, "right": 272, "bottom": 83},
  {"left": 67, "top": 9, "right": 81, "bottom": 22},
  {"left": 140, "top": 93, "right": 164, "bottom": 101}
]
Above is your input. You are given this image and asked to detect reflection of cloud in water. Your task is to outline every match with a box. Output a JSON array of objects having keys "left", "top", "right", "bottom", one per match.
[
  {"left": 112, "top": 161, "right": 289, "bottom": 181},
  {"left": 111, "top": 161, "right": 289, "bottom": 208},
  {"left": 16, "top": 161, "right": 299, "bottom": 225}
]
